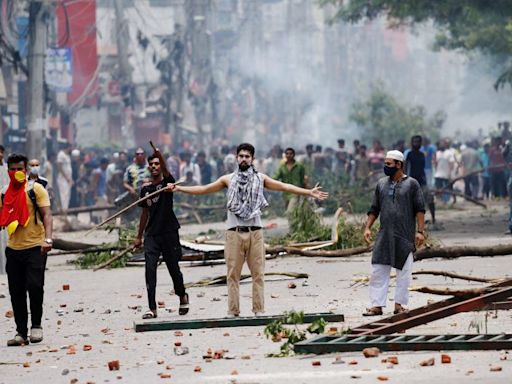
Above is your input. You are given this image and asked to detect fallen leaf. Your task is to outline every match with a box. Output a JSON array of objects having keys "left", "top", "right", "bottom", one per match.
[
  {"left": 490, "top": 366, "right": 502, "bottom": 372},
  {"left": 441, "top": 354, "right": 451, "bottom": 364},
  {"left": 22, "top": 362, "right": 30, "bottom": 368},
  {"left": 419, "top": 358, "right": 435, "bottom": 367},
  {"left": 363, "top": 347, "right": 380, "bottom": 358}
]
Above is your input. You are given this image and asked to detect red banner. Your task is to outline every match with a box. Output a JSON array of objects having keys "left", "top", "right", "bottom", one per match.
[{"left": 56, "top": 0, "right": 98, "bottom": 106}]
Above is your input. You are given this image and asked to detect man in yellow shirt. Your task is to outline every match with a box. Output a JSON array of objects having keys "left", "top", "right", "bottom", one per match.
[{"left": 0, "top": 154, "right": 53, "bottom": 346}]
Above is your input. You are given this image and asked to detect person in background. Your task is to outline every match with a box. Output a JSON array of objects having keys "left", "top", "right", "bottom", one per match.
[
  {"left": 27, "top": 159, "right": 49, "bottom": 190},
  {"left": 0, "top": 145, "right": 8, "bottom": 274},
  {"left": 56, "top": 143, "right": 73, "bottom": 210},
  {"left": 69, "top": 149, "right": 81, "bottom": 209},
  {"left": 196, "top": 151, "right": 212, "bottom": 185},
  {"left": 274, "top": 147, "right": 306, "bottom": 213},
  {"left": 479, "top": 141, "right": 491, "bottom": 200}
]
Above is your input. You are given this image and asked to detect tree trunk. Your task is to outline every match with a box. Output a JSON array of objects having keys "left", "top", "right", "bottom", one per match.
[{"left": 415, "top": 244, "right": 512, "bottom": 261}]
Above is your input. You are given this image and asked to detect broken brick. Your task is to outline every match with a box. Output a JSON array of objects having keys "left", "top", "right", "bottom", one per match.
[
  {"left": 288, "top": 282, "right": 297, "bottom": 289},
  {"left": 174, "top": 341, "right": 182, "bottom": 347},
  {"left": 377, "top": 376, "right": 389, "bottom": 381},
  {"left": 5, "top": 310, "right": 13, "bottom": 318},
  {"left": 441, "top": 354, "right": 451, "bottom": 364},
  {"left": 22, "top": 362, "right": 30, "bottom": 368},
  {"left": 159, "top": 373, "right": 171, "bottom": 378},
  {"left": 194, "top": 366, "right": 202, "bottom": 372},
  {"left": 312, "top": 361, "right": 321, "bottom": 366},
  {"left": 348, "top": 360, "right": 358, "bottom": 365},
  {"left": 83, "top": 345, "right": 92, "bottom": 351},
  {"left": 387, "top": 356, "right": 398, "bottom": 365},
  {"left": 108, "top": 360, "right": 120, "bottom": 371},
  {"left": 362, "top": 347, "right": 380, "bottom": 358},
  {"left": 62, "top": 284, "right": 70, "bottom": 291},
  {"left": 490, "top": 366, "right": 502, "bottom": 372}
]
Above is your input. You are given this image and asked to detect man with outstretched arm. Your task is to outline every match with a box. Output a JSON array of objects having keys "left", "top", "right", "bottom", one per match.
[
  {"left": 363, "top": 150, "right": 425, "bottom": 317},
  {"left": 170, "top": 143, "right": 328, "bottom": 317},
  {"left": 133, "top": 148, "right": 189, "bottom": 319}
]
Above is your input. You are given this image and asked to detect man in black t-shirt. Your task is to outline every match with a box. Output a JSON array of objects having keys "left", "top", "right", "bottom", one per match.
[
  {"left": 134, "top": 151, "right": 189, "bottom": 319},
  {"left": 406, "top": 135, "right": 436, "bottom": 225}
]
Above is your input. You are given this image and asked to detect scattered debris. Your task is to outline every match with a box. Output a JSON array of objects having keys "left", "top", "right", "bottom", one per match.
[
  {"left": 288, "top": 282, "right": 297, "bottom": 289},
  {"left": 377, "top": 376, "right": 389, "bottom": 381},
  {"left": 194, "top": 366, "right": 202, "bottom": 372},
  {"left": 419, "top": 358, "right": 435, "bottom": 367},
  {"left": 312, "top": 361, "right": 321, "bottom": 366},
  {"left": 5, "top": 310, "right": 13, "bottom": 318},
  {"left": 83, "top": 345, "right": 92, "bottom": 351},
  {"left": 362, "top": 347, "right": 380, "bottom": 358},
  {"left": 108, "top": 361, "right": 120, "bottom": 371},
  {"left": 332, "top": 356, "right": 345, "bottom": 364},
  {"left": 63, "top": 284, "right": 70, "bottom": 291},
  {"left": 441, "top": 354, "right": 451, "bottom": 364},
  {"left": 490, "top": 366, "right": 502, "bottom": 372}
]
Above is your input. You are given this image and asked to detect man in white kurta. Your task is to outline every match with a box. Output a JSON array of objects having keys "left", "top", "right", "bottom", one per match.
[{"left": 57, "top": 145, "right": 73, "bottom": 210}]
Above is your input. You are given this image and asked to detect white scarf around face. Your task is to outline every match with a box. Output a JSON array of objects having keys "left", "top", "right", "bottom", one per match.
[{"left": 226, "top": 166, "right": 268, "bottom": 220}]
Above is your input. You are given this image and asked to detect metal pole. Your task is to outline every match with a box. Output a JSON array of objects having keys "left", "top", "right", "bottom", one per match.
[{"left": 26, "top": 0, "right": 49, "bottom": 160}]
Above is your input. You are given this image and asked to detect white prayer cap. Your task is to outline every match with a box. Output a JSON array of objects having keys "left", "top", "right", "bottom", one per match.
[
  {"left": 385, "top": 150, "right": 404, "bottom": 162},
  {"left": 71, "top": 149, "right": 80, "bottom": 157}
]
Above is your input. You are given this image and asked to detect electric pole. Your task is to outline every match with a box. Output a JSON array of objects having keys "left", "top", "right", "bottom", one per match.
[
  {"left": 114, "top": 0, "right": 134, "bottom": 149},
  {"left": 26, "top": 0, "right": 49, "bottom": 160}
]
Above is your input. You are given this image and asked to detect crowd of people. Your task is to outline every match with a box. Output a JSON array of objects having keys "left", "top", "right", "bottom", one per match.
[{"left": 28, "top": 122, "right": 511, "bottom": 222}]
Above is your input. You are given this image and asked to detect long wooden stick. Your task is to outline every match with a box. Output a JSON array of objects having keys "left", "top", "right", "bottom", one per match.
[
  {"left": 430, "top": 189, "right": 487, "bottom": 208},
  {"left": 409, "top": 286, "right": 494, "bottom": 297},
  {"left": 93, "top": 247, "right": 134, "bottom": 271},
  {"left": 185, "top": 272, "right": 309, "bottom": 288},
  {"left": 443, "top": 165, "right": 506, "bottom": 190},
  {"left": 415, "top": 243, "right": 512, "bottom": 261},
  {"left": 412, "top": 270, "right": 502, "bottom": 283},
  {"left": 84, "top": 182, "right": 182, "bottom": 236}
]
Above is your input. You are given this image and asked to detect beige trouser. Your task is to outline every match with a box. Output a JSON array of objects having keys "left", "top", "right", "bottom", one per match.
[{"left": 224, "top": 228, "right": 265, "bottom": 315}]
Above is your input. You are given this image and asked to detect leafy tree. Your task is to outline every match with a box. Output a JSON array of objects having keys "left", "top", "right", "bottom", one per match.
[
  {"left": 349, "top": 86, "right": 444, "bottom": 147},
  {"left": 321, "top": 0, "right": 512, "bottom": 89}
]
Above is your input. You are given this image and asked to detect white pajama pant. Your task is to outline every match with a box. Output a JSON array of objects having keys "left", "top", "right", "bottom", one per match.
[{"left": 369, "top": 253, "right": 413, "bottom": 307}]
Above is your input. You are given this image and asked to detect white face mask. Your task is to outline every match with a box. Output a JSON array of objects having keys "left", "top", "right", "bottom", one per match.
[{"left": 29, "top": 165, "right": 40, "bottom": 176}]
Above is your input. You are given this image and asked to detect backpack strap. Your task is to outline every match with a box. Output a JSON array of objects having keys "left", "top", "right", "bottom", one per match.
[{"left": 28, "top": 188, "right": 41, "bottom": 225}]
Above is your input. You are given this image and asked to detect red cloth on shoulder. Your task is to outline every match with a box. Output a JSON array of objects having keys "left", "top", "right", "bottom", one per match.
[{"left": 0, "top": 172, "right": 30, "bottom": 233}]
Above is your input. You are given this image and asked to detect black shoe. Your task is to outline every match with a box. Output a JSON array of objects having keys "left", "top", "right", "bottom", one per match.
[{"left": 7, "top": 334, "right": 29, "bottom": 347}]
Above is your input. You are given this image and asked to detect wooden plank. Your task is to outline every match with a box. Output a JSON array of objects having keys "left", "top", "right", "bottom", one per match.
[{"left": 134, "top": 312, "right": 344, "bottom": 332}]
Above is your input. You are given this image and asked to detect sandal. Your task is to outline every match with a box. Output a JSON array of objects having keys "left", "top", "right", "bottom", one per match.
[
  {"left": 393, "top": 306, "right": 407, "bottom": 315},
  {"left": 362, "top": 307, "right": 383, "bottom": 317},
  {"left": 142, "top": 309, "right": 157, "bottom": 319},
  {"left": 179, "top": 293, "right": 189, "bottom": 316}
]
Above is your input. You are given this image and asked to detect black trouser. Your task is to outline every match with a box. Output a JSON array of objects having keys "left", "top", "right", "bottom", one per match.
[
  {"left": 6, "top": 246, "right": 47, "bottom": 338},
  {"left": 144, "top": 231, "right": 186, "bottom": 310}
]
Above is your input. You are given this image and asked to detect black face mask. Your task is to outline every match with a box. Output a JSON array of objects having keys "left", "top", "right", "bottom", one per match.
[{"left": 384, "top": 165, "right": 398, "bottom": 176}]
